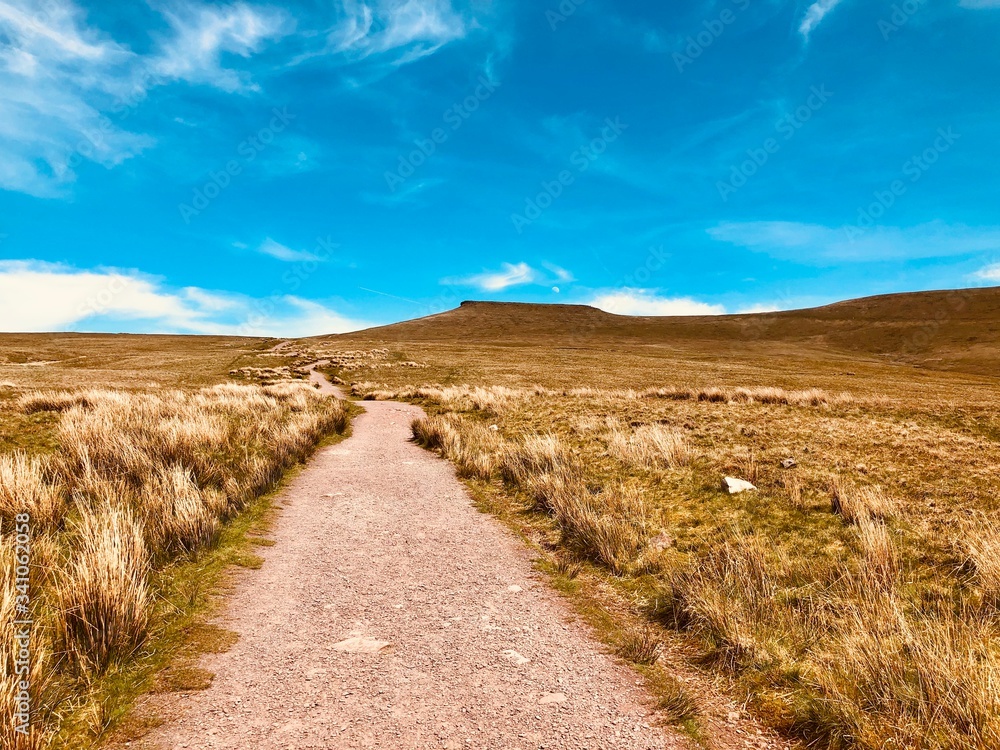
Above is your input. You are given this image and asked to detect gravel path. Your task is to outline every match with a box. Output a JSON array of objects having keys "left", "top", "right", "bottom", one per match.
[{"left": 144, "top": 377, "right": 684, "bottom": 750}]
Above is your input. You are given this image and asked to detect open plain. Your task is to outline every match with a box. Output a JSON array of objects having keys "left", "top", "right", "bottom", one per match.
[{"left": 2, "top": 289, "right": 999, "bottom": 749}]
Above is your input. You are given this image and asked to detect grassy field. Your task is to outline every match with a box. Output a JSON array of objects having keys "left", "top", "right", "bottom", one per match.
[
  {"left": 303, "top": 292, "right": 1000, "bottom": 749},
  {"left": 0, "top": 335, "right": 351, "bottom": 748},
  {"left": 3, "top": 288, "right": 999, "bottom": 749}
]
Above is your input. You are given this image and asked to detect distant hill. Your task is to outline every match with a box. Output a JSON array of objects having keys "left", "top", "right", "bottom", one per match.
[{"left": 327, "top": 287, "right": 1000, "bottom": 377}]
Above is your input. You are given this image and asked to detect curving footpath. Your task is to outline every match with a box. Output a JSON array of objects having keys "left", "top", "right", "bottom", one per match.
[{"left": 144, "top": 372, "right": 683, "bottom": 750}]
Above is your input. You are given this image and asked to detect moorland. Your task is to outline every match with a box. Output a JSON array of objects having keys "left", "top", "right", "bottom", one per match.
[{"left": 2, "top": 286, "right": 999, "bottom": 749}]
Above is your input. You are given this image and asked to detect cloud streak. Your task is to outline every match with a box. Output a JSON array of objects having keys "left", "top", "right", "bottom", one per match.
[
  {"left": 256, "top": 238, "right": 326, "bottom": 263},
  {"left": 150, "top": 2, "right": 293, "bottom": 92},
  {"left": 799, "top": 0, "right": 845, "bottom": 40},
  {"left": 709, "top": 221, "right": 1000, "bottom": 264},
  {"left": 0, "top": 0, "right": 295, "bottom": 197},
  {"left": 444, "top": 261, "right": 537, "bottom": 291},
  {"left": 443, "top": 260, "right": 577, "bottom": 292},
  {"left": 329, "top": 0, "right": 466, "bottom": 65}
]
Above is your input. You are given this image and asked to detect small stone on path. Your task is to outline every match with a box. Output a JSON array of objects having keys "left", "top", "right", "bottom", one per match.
[{"left": 332, "top": 637, "right": 392, "bottom": 654}]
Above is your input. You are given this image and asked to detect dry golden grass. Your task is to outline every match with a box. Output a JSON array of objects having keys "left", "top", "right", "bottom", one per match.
[
  {"left": 0, "top": 455, "right": 65, "bottom": 531},
  {"left": 56, "top": 502, "right": 152, "bottom": 675},
  {"left": 615, "top": 624, "right": 663, "bottom": 666},
  {"left": 961, "top": 514, "right": 1000, "bottom": 606},
  {"left": 0, "top": 377, "right": 349, "bottom": 745},
  {"left": 605, "top": 423, "right": 691, "bottom": 470},
  {"left": 830, "top": 479, "right": 899, "bottom": 523}
]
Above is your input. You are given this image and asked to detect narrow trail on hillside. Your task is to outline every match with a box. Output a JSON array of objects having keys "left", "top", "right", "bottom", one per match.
[{"left": 141, "top": 370, "right": 683, "bottom": 750}]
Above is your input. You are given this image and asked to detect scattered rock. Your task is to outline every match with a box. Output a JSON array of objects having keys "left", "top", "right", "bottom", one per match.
[
  {"left": 727, "top": 710, "right": 741, "bottom": 723},
  {"left": 501, "top": 649, "right": 530, "bottom": 665},
  {"left": 488, "top": 424, "right": 500, "bottom": 432},
  {"left": 331, "top": 637, "right": 391, "bottom": 654},
  {"left": 507, "top": 585, "right": 523, "bottom": 593},
  {"left": 722, "top": 477, "right": 757, "bottom": 494},
  {"left": 648, "top": 530, "right": 675, "bottom": 551},
  {"left": 780, "top": 458, "right": 797, "bottom": 469},
  {"left": 538, "top": 692, "right": 567, "bottom": 705}
]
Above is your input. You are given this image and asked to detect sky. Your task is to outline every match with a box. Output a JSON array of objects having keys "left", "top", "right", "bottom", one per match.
[{"left": 0, "top": 0, "right": 999, "bottom": 336}]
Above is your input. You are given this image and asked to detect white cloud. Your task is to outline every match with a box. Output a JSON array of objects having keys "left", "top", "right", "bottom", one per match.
[
  {"left": 589, "top": 289, "right": 726, "bottom": 317},
  {"left": 0, "top": 1, "right": 294, "bottom": 197},
  {"left": 445, "top": 262, "right": 538, "bottom": 291},
  {"left": 972, "top": 262, "right": 1000, "bottom": 282},
  {"left": 736, "top": 303, "right": 782, "bottom": 314},
  {"left": 0, "top": 260, "right": 367, "bottom": 336},
  {"left": 709, "top": 221, "right": 1000, "bottom": 264},
  {"left": 0, "top": 0, "right": 153, "bottom": 196},
  {"left": 443, "top": 260, "right": 576, "bottom": 292},
  {"left": 330, "top": 0, "right": 466, "bottom": 64},
  {"left": 541, "top": 261, "right": 575, "bottom": 283},
  {"left": 256, "top": 238, "right": 325, "bottom": 263},
  {"left": 799, "top": 0, "right": 844, "bottom": 40},
  {"left": 150, "top": 2, "right": 293, "bottom": 93}
]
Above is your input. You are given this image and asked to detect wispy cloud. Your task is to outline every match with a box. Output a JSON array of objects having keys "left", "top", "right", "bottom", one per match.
[
  {"left": 709, "top": 221, "right": 1000, "bottom": 264},
  {"left": 589, "top": 289, "right": 725, "bottom": 317},
  {"left": 443, "top": 260, "right": 576, "bottom": 292},
  {"left": 799, "top": 0, "right": 845, "bottom": 40},
  {"left": 0, "top": 0, "right": 150, "bottom": 196},
  {"left": 972, "top": 262, "right": 1000, "bottom": 282},
  {"left": 0, "top": 0, "right": 292, "bottom": 197},
  {"left": 0, "top": 260, "right": 367, "bottom": 335},
  {"left": 150, "top": 2, "right": 293, "bottom": 92},
  {"left": 329, "top": 0, "right": 467, "bottom": 65},
  {"left": 542, "top": 262, "right": 575, "bottom": 283},
  {"left": 256, "top": 238, "right": 325, "bottom": 263},
  {"left": 445, "top": 261, "right": 537, "bottom": 291}
]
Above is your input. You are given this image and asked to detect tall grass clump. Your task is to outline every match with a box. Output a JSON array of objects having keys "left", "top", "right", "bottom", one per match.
[
  {"left": 960, "top": 513, "right": 1000, "bottom": 607},
  {"left": 605, "top": 424, "right": 691, "bottom": 469},
  {"left": 498, "top": 433, "right": 570, "bottom": 486},
  {"left": 830, "top": 479, "right": 898, "bottom": 523},
  {"left": 56, "top": 502, "right": 151, "bottom": 675},
  {"left": 411, "top": 414, "right": 502, "bottom": 480},
  {"left": 0, "top": 454, "right": 65, "bottom": 532}
]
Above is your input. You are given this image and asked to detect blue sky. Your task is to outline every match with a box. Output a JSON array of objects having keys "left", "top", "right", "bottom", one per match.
[{"left": 1, "top": 0, "right": 999, "bottom": 335}]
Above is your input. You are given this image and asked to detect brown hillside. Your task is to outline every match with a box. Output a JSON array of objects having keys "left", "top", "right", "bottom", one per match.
[{"left": 330, "top": 287, "right": 1000, "bottom": 376}]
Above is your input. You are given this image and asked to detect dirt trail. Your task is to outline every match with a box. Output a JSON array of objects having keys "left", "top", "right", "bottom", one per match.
[{"left": 142, "top": 372, "right": 684, "bottom": 749}]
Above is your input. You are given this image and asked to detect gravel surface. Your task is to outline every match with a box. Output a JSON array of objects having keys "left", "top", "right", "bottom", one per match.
[{"left": 143, "top": 374, "right": 684, "bottom": 749}]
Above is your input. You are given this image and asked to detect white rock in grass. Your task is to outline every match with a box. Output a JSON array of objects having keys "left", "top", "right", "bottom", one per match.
[{"left": 722, "top": 477, "right": 757, "bottom": 494}]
